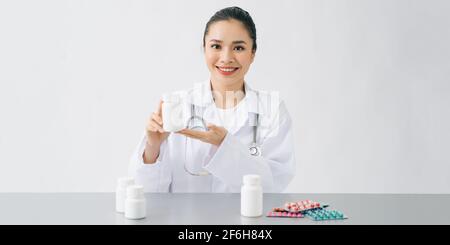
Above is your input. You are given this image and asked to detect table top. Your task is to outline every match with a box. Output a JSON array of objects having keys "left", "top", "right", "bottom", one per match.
[{"left": 1, "top": 193, "right": 449, "bottom": 225}]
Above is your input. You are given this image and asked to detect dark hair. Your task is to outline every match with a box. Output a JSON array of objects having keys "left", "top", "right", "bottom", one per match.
[{"left": 203, "top": 6, "right": 257, "bottom": 53}]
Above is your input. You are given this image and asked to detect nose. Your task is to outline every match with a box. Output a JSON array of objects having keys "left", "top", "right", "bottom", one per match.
[{"left": 219, "top": 48, "right": 235, "bottom": 64}]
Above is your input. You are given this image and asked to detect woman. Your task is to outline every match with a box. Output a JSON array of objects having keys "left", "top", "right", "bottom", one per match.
[{"left": 129, "top": 6, "right": 296, "bottom": 192}]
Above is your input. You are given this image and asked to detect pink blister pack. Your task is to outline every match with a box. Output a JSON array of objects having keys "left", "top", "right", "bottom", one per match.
[
  {"left": 266, "top": 200, "right": 327, "bottom": 218},
  {"left": 284, "top": 200, "right": 323, "bottom": 213},
  {"left": 266, "top": 211, "right": 304, "bottom": 218}
]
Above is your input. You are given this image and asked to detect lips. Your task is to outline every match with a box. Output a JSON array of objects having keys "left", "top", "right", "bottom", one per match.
[{"left": 216, "top": 66, "right": 239, "bottom": 76}]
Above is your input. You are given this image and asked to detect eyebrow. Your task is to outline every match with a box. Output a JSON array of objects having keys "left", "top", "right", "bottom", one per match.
[{"left": 209, "top": 39, "right": 247, "bottom": 45}]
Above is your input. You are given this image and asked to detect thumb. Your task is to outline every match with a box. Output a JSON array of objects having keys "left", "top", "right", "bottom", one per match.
[
  {"left": 157, "top": 99, "right": 163, "bottom": 115},
  {"left": 206, "top": 123, "right": 218, "bottom": 130}
]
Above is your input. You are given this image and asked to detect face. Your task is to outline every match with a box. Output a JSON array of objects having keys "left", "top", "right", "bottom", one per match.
[{"left": 204, "top": 19, "right": 255, "bottom": 89}]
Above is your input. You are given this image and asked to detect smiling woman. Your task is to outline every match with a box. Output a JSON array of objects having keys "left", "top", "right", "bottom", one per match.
[
  {"left": 203, "top": 8, "right": 256, "bottom": 94},
  {"left": 128, "top": 6, "right": 296, "bottom": 193},
  {"left": 204, "top": 19, "right": 255, "bottom": 97}
]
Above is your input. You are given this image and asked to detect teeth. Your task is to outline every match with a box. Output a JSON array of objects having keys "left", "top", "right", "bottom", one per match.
[{"left": 218, "top": 67, "right": 237, "bottom": 72}]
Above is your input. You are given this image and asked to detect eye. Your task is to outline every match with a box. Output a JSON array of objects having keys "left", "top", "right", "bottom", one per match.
[
  {"left": 234, "top": 46, "right": 245, "bottom": 51},
  {"left": 211, "top": 44, "right": 221, "bottom": 49}
]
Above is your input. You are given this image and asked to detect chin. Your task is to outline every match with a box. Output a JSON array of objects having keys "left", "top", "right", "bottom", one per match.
[{"left": 213, "top": 75, "right": 235, "bottom": 83}]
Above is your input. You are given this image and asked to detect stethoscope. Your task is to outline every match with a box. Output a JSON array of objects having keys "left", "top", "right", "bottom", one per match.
[
  {"left": 248, "top": 112, "right": 261, "bottom": 157},
  {"left": 184, "top": 100, "right": 261, "bottom": 176}
]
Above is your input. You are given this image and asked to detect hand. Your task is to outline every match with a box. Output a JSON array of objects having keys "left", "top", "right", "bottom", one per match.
[
  {"left": 146, "top": 100, "right": 170, "bottom": 146},
  {"left": 144, "top": 100, "right": 170, "bottom": 163},
  {"left": 177, "top": 123, "right": 227, "bottom": 146}
]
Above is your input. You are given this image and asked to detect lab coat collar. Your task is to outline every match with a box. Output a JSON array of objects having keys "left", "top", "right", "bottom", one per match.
[{"left": 189, "top": 80, "right": 264, "bottom": 115}]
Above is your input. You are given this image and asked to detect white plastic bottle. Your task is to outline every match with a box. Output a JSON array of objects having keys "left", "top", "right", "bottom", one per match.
[
  {"left": 115, "top": 177, "right": 135, "bottom": 213},
  {"left": 162, "top": 93, "right": 185, "bottom": 132},
  {"left": 241, "top": 174, "right": 263, "bottom": 217},
  {"left": 125, "top": 185, "right": 146, "bottom": 220}
]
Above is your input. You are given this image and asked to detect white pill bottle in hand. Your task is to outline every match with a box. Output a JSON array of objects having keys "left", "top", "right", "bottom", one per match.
[
  {"left": 241, "top": 175, "right": 263, "bottom": 217},
  {"left": 162, "top": 93, "right": 185, "bottom": 132},
  {"left": 116, "top": 177, "right": 135, "bottom": 213},
  {"left": 125, "top": 185, "right": 146, "bottom": 220}
]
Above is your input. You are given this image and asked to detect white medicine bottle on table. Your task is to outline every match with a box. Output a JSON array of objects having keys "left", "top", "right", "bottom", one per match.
[
  {"left": 115, "top": 177, "right": 135, "bottom": 213},
  {"left": 241, "top": 174, "right": 263, "bottom": 217},
  {"left": 125, "top": 185, "right": 146, "bottom": 220},
  {"left": 162, "top": 93, "right": 185, "bottom": 132}
]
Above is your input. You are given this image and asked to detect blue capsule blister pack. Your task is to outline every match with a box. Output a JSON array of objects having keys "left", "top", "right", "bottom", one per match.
[{"left": 304, "top": 208, "right": 347, "bottom": 221}]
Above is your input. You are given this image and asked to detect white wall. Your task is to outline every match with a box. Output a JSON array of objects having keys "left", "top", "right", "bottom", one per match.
[{"left": 1, "top": 0, "right": 449, "bottom": 193}]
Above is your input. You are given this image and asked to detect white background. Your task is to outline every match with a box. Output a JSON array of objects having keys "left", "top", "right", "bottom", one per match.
[{"left": 1, "top": 0, "right": 449, "bottom": 193}]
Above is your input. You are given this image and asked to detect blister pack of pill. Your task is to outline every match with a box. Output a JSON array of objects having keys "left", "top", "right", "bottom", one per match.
[
  {"left": 267, "top": 200, "right": 326, "bottom": 218},
  {"left": 267, "top": 200, "right": 347, "bottom": 220},
  {"left": 284, "top": 200, "right": 326, "bottom": 213},
  {"left": 270, "top": 200, "right": 327, "bottom": 214},
  {"left": 266, "top": 211, "right": 304, "bottom": 218},
  {"left": 304, "top": 209, "right": 347, "bottom": 221}
]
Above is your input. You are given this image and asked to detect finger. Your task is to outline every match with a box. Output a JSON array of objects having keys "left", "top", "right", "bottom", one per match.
[
  {"left": 147, "top": 116, "right": 155, "bottom": 129},
  {"left": 176, "top": 129, "right": 188, "bottom": 134},
  {"left": 207, "top": 124, "right": 227, "bottom": 135},
  {"left": 177, "top": 129, "right": 198, "bottom": 137},
  {"left": 157, "top": 99, "right": 163, "bottom": 115},
  {"left": 152, "top": 112, "right": 163, "bottom": 125},
  {"left": 179, "top": 129, "right": 209, "bottom": 138},
  {"left": 149, "top": 120, "right": 164, "bottom": 133},
  {"left": 206, "top": 123, "right": 218, "bottom": 130},
  {"left": 146, "top": 124, "right": 159, "bottom": 133},
  {"left": 148, "top": 124, "right": 163, "bottom": 134},
  {"left": 177, "top": 128, "right": 193, "bottom": 134},
  {"left": 190, "top": 130, "right": 210, "bottom": 138}
]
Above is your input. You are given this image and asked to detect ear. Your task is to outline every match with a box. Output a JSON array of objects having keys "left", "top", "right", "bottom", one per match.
[{"left": 250, "top": 51, "right": 256, "bottom": 64}]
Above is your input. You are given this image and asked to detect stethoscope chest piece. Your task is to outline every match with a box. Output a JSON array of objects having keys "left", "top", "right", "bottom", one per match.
[{"left": 249, "top": 144, "right": 261, "bottom": 156}]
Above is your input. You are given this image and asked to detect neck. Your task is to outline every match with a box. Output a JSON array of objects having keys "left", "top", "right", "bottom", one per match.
[{"left": 210, "top": 80, "right": 246, "bottom": 109}]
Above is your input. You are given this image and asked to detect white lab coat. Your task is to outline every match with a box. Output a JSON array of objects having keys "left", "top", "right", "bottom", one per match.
[{"left": 128, "top": 81, "right": 296, "bottom": 193}]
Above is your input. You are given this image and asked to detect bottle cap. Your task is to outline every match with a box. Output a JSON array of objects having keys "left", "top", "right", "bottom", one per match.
[
  {"left": 117, "top": 177, "right": 135, "bottom": 188},
  {"left": 243, "top": 174, "right": 261, "bottom": 185},
  {"left": 126, "top": 185, "right": 144, "bottom": 199}
]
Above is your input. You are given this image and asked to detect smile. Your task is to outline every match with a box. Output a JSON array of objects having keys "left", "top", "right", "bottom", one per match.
[{"left": 216, "top": 66, "right": 239, "bottom": 76}]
